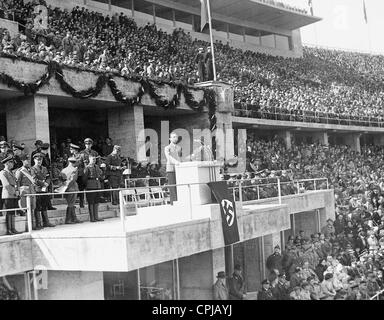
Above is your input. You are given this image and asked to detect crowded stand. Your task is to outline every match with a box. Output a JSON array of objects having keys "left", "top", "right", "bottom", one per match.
[
  {"left": 241, "top": 133, "right": 384, "bottom": 299},
  {"left": 1, "top": 1, "right": 384, "bottom": 125}
]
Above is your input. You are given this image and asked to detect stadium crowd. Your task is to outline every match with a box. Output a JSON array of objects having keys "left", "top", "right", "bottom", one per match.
[
  {"left": 238, "top": 134, "right": 384, "bottom": 300},
  {"left": 1, "top": 1, "right": 384, "bottom": 124}
]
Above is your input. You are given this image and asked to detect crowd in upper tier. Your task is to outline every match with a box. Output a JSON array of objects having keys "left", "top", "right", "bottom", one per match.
[{"left": 1, "top": 1, "right": 384, "bottom": 124}]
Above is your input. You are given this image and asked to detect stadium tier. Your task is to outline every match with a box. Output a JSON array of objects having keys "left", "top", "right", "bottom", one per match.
[{"left": 0, "top": 0, "right": 383, "bottom": 302}]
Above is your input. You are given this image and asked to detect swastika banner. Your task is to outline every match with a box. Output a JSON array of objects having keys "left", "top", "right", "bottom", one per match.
[{"left": 208, "top": 181, "right": 240, "bottom": 246}]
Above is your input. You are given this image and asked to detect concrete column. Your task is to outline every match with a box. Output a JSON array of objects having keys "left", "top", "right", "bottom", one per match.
[
  {"left": 344, "top": 133, "right": 361, "bottom": 153},
  {"left": 212, "top": 248, "right": 225, "bottom": 283},
  {"left": 6, "top": 95, "right": 50, "bottom": 153},
  {"left": 313, "top": 131, "right": 328, "bottom": 146},
  {"left": 108, "top": 106, "right": 146, "bottom": 162},
  {"left": 278, "top": 131, "right": 292, "bottom": 150}
]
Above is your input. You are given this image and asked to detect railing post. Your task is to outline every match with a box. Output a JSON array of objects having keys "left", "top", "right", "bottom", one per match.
[
  {"left": 257, "top": 185, "right": 260, "bottom": 200},
  {"left": 119, "top": 190, "right": 126, "bottom": 233},
  {"left": 239, "top": 182, "right": 243, "bottom": 203},
  {"left": 26, "top": 195, "right": 33, "bottom": 234},
  {"left": 326, "top": 179, "right": 329, "bottom": 190},
  {"left": 277, "top": 178, "right": 282, "bottom": 204},
  {"left": 297, "top": 181, "right": 300, "bottom": 194},
  {"left": 187, "top": 184, "right": 193, "bottom": 219},
  {"left": 314, "top": 179, "right": 317, "bottom": 191}
]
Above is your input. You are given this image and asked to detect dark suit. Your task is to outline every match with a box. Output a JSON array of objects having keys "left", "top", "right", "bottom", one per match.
[
  {"left": 204, "top": 51, "right": 214, "bottom": 81},
  {"left": 105, "top": 153, "right": 123, "bottom": 205},
  {"left": 228, "top": 273, "right": 245, "bottom": 300},
  {"left": 194, "top": 52, "right": 205, "bottom": 82}
]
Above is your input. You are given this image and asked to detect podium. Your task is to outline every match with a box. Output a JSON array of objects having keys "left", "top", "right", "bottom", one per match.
[{"left": 175, "top": 161, "right": 221, "bottom": 206}]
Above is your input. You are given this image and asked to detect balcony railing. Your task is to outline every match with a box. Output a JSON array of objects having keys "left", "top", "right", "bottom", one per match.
[
  {"left": 0, "top": 176, "right": 330, "bottom": 238},
  {"left": 233, "top": 105, "right": 384, "bottom": 128}
]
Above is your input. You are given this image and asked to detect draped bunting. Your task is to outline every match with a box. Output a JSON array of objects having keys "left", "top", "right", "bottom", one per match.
[{"left": 0, "top": 55, "right": 216, "bottom": 114}]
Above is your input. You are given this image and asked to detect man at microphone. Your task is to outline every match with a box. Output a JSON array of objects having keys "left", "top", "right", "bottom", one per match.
[{"left": 164, "top": 132, "right": 182, "bottom": 205}]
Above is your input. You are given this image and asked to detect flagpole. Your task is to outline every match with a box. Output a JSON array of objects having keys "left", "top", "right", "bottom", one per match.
[{"left": 206, "top": 0, "right": 217, "bottom": 81}]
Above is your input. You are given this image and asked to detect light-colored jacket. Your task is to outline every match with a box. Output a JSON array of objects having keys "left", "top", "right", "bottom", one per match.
[
  {"left": 213, "top": 280, "right": 229, "bottom": 300},
  {"left": 0, "top": 169, "right": 18, "bottom": 199}
]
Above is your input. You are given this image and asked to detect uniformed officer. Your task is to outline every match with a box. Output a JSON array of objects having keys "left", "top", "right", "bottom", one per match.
[
  {"left": 0, "top": 155, "right": 21, "bottom": 235},
  {"left": 60, "top": 156, "right": 81, "bottom": 224},
  {"left": 83, "top": 154, "right": 104, "bottom": 222},
  {"left": 12, "top": 144, "right": 24, "bottom": 170},
  {"left": 70, "top": 143, "right": 85, "bottom": 208},
  {"left": 30, "top": 140, "right": 43, "bottom": 166},
  {"left": 31, "top": 153, "right": 55, "bottom": 229},
  {"left": 15, "top": 154, "right": 36, "bottom": 217},
  {"left": 0, "top": 141, "right": 13, "bottom": 211},
  {"left": 40, "top": 143, "right": 57, "bottom": 211},
  {"left": 79, "top": 138, "right": 99, "bottom": 208},
  {"left": 164, "top": 132, "right": 182, "bottom": 205},
  {"left": 105, "top": 145, "right": 126, "bottom": 205}
]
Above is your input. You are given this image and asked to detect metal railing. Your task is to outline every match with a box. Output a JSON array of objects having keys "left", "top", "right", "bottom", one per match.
[
  {"left": 233, "top": 106, "right": 384, "bottom": 128},
  {"left": 228, "top": 177, "right": 329, "bottom": 203},
  {"left": 370, "top": 289, "right": 384, "bottom": 300},
  {"left": 124, "top": 177, "right": 167, "bottom": 188},
  {"left": 0, "top": 176, "right": 330, "bottom": 237}
]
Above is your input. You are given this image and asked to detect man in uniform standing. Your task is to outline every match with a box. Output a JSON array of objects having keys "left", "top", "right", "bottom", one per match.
[
  {"left": 61, "top": 156, "right": 81, "bottom": 224},
  {"left": 40, "top": 143, "right": 56, "bottom": 211},
  {"left": 79, "top": 138, "right": 99, "bottom": 208},
  {"left": 83, "top": 154, "right": 104, "bottom": 222},
  {"left": 0, "top": 141, "right": 13, "bottom": 211},
  {"left": 105, "top": 145, "right": 125, "bottom": 205},
  {"left": 15, "top": 154, "right": 36, "bottom": 218},
  {"left": 164, "top": 132, "right": 182, "bottom": 205},
  {"left": 70, "top": 143, "right": 85, "bottom": 208},
  {"left": 31, "top": 153, "right": 55, "bottom": 230},
  {"left": 0, "top": 155, "right": 21, "bottom": 235}
]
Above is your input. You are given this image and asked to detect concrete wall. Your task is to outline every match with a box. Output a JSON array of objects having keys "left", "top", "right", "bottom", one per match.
[
  {"left": 0, "top": 18, "right": 19, "bottom": 37},
  {"left": 6, "top": 95, "right": 50, "bottom": 152},
  {"left": 0, "top": 57, "right": 205, "bottom": 109},
  {"left": 2, "top": 190, "right": 333, "bottom": 277},
  {"left": 37, "top": 271, "right": 104, "bottom": 300},
  {"left": 0, "top": 236, "right": 33, "bottom": 277},
  {"left": 179, "top": 250, "right": 214, "bottom": 300}
]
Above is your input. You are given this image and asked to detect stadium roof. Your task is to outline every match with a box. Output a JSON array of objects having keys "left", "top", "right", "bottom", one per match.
[{"left": 143, "top": 0, "right": 322, "bottom": 36}]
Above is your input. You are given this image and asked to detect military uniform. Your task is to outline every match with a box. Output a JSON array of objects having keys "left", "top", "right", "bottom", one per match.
[
  {"left": 31, "top": 156, "right": 54, "bottom": 229},
  {"left": 15, "top": 165, "right": 36, "bottom": 214},
  {"left": 0, "top": 142, "right": 12, "bottom": 210},
  {"left": 83, "top": 163, "right": 104, "bottom": 222},
  {"left": 61, "top": 158, "right": 81, "bottom": 224},
  {"left": 0, "top": 155, "right": 21, "bottom": 234},
  {"left": 105, "top": 149, "right": 124, "bottom": 205},
  {"left": 79, "top": 140, "right": 99, "bottom": 207}
]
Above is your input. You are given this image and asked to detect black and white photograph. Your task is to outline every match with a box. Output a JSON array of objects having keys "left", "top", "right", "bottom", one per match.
[{"left": 0, "top": 0, "right": 384, "bottom": 306}]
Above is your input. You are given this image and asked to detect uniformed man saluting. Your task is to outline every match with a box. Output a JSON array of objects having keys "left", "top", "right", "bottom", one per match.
[
  {"left": 164, "top": 132, "right": 182, "bottom": 205},
  {"left": 0, "top": 155, "right": 22, "bottom": 235}
]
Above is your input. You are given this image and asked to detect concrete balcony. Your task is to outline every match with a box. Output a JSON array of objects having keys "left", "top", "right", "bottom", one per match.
[{"left": 0, "top": 188, "right": 334, "bottom": 277}]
